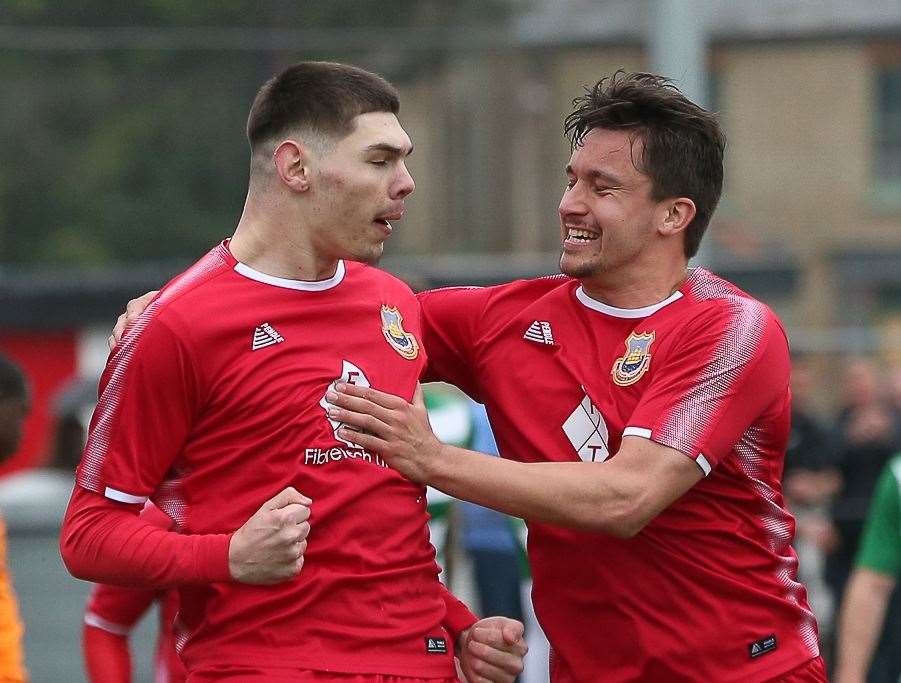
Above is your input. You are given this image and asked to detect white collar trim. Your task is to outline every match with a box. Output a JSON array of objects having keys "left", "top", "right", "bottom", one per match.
[
  {"left": 575, "top": 286, "right": 683, "bottom": 318},
  {"left": 234, "top": 260, "right": 346, "bottom": 291}
]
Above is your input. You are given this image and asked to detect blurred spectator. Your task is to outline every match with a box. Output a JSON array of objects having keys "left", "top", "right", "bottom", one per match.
[
  {"left": 424, "top": 387, "right": 550, "bottom": 682},
  {"left": 0, "top": 377, "right": 93, "bottom": 531},
  {"left": 825, "top": 357, "right": 901, "bottom": 678},
  {"left": 457, "top": 402, "right": 524, "bottom": 625},
  {"left": 784, "top": 357, "right": 841, "bottom": 634},
  {"left": 834, "top": 455, "right": 901, "bottom": 683},
  {"left": 0, "top": 354, "right": 31, "bottom": 682}
]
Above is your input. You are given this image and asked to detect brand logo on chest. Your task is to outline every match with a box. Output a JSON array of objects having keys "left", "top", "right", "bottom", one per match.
[
  {"left": 611, "top": 331, "right": 655, "bottom": 386},
  {"left": 380, "top": 305, "right": 419, "bottom": 360},
  {"left": 251, "top": 322, "right": 285, "bottom": 351}
]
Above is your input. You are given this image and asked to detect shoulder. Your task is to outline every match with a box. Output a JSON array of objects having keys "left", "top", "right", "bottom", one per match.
[
  {"left": 134, "top": 243, "right": 234, "bottom": 331},
  {"left": 680, "top": 268, "right": 783, "bottom": 337},
  {"left": 419, "top": 274, "right": 575, "bottom": 314},
  {"left": 350, "top": 263, "right": 417, "bottom": 298},
  {"left": 115, "top": 246, "right": 235, "bottom": 361}
]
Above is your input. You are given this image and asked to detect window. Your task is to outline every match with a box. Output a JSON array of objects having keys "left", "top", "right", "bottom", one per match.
[{"left": 873, "top": 66, "right": 901, "bottom": 208}]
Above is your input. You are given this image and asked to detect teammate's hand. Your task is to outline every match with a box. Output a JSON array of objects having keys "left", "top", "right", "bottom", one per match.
[
  {"left": 228, "top": 487, "right": 312, "bottom": 585},
  {"left": 327, "top": 383, "right": 441, "bottom": 484},
  {"left": 108, "top": 290, "right": 159, "bottom": 349},
  {"left": 457, "top": 617, "right": 527, "bottom": 683}
]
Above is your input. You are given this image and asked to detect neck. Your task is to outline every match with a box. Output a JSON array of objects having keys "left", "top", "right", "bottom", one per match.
[
  {"left": 230, "top": 195, "right": 338, "bottom": 281},
  {"left": 580, "top": 258, "right": 689, "bottom": 309}
]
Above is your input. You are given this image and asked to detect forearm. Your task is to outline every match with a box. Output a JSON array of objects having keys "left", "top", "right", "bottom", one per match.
[
  {"left": 61, "top": 487, "right": 232, "bottom": 588},
  {"left": 83, "top": 626, "right": 132, "bottom": 683},
  {"left": 428, "top": 445, "right": 641, "bottom": 536},
  {"left": 834, "top": 568, "right": 896, "bottom": 683}
]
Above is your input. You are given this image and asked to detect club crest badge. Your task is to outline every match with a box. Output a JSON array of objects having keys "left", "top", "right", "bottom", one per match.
[
  {"left": 611, "top": 331, "right": 655, "bottom": 386},
  {"left": 381, "top": 305, "right": 419, "bottom": 360}
]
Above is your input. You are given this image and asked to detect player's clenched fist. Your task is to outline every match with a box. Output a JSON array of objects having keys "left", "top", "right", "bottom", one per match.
[{"left": 228, "top": 486, "right": 312, "bottom": 585}]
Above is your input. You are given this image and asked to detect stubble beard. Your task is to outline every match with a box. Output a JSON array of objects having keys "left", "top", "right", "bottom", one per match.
[{"left": 559, "top": 250, "right": 604, "bottom": 280}]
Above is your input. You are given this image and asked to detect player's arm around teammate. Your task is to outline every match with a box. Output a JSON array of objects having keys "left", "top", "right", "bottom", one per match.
[{"left": 328, "top": 383, "right": 701, "bottom": 537}]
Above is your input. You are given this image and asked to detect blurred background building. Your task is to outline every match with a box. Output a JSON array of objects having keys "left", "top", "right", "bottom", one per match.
[{"left": 0, "top": 1, "right": 898, "bottom": 680}]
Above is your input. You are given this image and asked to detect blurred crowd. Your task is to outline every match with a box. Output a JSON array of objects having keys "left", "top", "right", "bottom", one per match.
[{"left": 787, "top": 356, "right": 901, "bottom": 679}]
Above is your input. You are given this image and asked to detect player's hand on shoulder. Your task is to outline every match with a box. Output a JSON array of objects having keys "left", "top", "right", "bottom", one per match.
[
  {"left": 228, "top": 486, "right": 312, "bottom": 585},
  {"left": 108, "top": 289, "right": 159, "bottom": 349},
  {"left": 457, "top": 616, "right": 527, "bottom": 683}
]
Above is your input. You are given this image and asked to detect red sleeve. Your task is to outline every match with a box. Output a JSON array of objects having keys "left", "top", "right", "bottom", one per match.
[
  {"left": 625, "top": 300, "right": 790, "bottom": 473},
  {"left": 86, "top": 582, "right": 157, "bottom": 634},
  {"left": 61, "top": 487, "right": 232, "bottom": 588},
  {"left": 83, "top": 502, "right": 175, "bottom": 629},
  {"left": 83, "top": 625, "right": 132, "bottom": 683},
  {"left": 438, "top": 582, "right": 478, "bottom": 642},
  {"left": 417, "top": 287, "right": 491, "bottom": 401},
  {"left": 76, "top": 313, "right": 201, "bottom": 503}
]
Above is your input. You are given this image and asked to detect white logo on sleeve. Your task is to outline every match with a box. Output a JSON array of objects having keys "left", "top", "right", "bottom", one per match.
[
  {"left": 320, "top": 360, "right": 371, "bottom": 446},
  {"left": 562, "top": 393, "right": 610, "bottom": 462},
  {"left": 251, "top": 322, "right": 285, "bottom": 350}
]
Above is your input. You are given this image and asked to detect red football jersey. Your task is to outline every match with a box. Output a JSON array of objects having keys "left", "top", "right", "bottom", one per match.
[
  {"left": 419, "top": 268, "right": 820, "bottom": 683},
  {"left": 76, "top": 242, "right": 461, "bottom": 677}
]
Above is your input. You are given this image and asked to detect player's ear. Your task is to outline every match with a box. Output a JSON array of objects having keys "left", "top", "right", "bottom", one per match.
[
  {"left": 273, "top": 140, "right": 311, "bottom": 193},
  {"left": 658, "top": 197, "right": 696, "bottom": 239}
]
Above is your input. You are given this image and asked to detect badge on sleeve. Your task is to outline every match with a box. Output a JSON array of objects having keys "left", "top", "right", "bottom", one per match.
[
  {"left": 381, "top": 305, "right": 419, "bottom": 360},
  {"left": 612, "top": 331, "right": 655, "bottom": 386}
]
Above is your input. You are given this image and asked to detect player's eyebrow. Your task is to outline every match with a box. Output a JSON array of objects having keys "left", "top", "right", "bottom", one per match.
[
  {"left": 565, "top": 164, "right": 624, "bottom": 186},
  {"left": 365, "top": 142, "right": 414, "bottom": 156}
]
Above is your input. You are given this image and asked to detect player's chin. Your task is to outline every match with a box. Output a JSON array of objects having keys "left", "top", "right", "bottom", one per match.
[
  {"left": 354, "top": 241, "right": 385, "bottom": 266},
  {"left": 559, "top": 251, "right": 600, "bottom": 278}
]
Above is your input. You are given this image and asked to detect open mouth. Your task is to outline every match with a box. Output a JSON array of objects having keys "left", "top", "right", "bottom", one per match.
[{"left": 565, "top": 228, "right": 599, "bottom": 243}]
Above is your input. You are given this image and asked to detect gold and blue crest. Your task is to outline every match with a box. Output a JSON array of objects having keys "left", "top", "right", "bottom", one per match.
[
  {"left": 381, "top": 305, "right": 419, "bottom": 360},
  {"left": 611, "top": 331, "right": 655, "bottom": 386}
]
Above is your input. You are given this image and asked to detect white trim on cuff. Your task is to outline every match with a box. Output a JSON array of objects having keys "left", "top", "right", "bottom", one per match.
[
  {"left": 622, "top": 426, "right": 652, "bottom": 439},
  {"left": 104, "top": 487, "right": 149, "bottom": 505},
  {"left": 695, "top": 453, "right": 712, "bottom": 476},
  {"left": 84, "top": 612, "right": 131, "bottom": 636}
]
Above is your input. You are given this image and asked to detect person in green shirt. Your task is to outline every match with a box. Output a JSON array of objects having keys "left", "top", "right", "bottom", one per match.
[{"left": 834, "top": 454, "right": 901, "bottom": 683}]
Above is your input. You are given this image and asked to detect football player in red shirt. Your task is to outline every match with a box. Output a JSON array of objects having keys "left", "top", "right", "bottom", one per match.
[
  {"left": 61, "top": 62, "right": 525, "bottom": 682},
  {"left": 329, "top": 72, "right": 827, "bottom": 682}
]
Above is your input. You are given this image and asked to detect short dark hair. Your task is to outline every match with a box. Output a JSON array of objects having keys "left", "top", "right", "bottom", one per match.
[
  {"left": 564, "top": 71, "right": 725, "bottom": 258},
  {"left": 246, "top": 61, "right": 400, "bottom": 150}
]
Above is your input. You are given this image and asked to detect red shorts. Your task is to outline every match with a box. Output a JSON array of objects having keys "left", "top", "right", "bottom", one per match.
[
  {"left": 188, "top": 670, "right": 457, "bottom": 683},
  {"left": 767, "top": 656, "right": 827, "bottom": 683}
]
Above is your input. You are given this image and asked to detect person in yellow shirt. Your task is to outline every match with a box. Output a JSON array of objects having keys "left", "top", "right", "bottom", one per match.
[{"left": 0, "top": 354, "right": 30, "bottom": 682}]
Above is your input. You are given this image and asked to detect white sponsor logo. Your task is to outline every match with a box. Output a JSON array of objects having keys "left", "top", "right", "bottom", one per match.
[
  {"left": 562, "top": 392, "right": 610, "bottom": 462},
  {"left": 303, "top": 447, "right": 387, "bottom": 468},
  {"left": 319, "top": 360, "right": 371, "bottom": 447}
]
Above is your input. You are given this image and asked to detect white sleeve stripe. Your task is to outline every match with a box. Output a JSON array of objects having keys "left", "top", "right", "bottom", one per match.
[
  {"left": 104, "top": 487, "right": 149, "bottom": 505},
  {"left": 624, "top": 427, "right": 712, "bottom": 476},
  {"left": 696, "top": 453, "right": 712, "bottom": 476},
  {"left": 84, "top": 612, "right": 131, "bottom": 636}
]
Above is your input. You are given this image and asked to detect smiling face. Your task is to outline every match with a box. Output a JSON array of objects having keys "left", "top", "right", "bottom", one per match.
[
  {"left": 558, "top": 127, "right": 664, "bottom": 284},
  {"left": 306, "top": 111, "right": 415, "bottom": 264}
]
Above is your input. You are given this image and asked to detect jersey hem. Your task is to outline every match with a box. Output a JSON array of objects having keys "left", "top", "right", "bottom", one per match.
[{"left": 182, "top": 651, "right": 458, "bottom": 678}]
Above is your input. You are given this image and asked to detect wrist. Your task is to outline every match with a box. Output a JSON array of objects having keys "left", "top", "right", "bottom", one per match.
[{"left": 428, "top": 442, "right": 456, "bottom": 487}]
